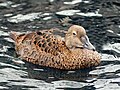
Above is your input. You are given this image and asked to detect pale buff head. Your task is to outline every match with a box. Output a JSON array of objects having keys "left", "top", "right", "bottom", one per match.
[{"left": 65, "top": 25, "right": 95, "bottom": 51}]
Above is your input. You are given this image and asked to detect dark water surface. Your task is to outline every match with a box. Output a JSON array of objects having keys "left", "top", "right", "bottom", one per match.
[{"left": 0, "top": 0, "right": 120, "bottom": 90}]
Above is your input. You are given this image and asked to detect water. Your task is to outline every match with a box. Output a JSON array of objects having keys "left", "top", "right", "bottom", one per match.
[{"left": 0, "top": 0, "right": 120, "bottom": 90}]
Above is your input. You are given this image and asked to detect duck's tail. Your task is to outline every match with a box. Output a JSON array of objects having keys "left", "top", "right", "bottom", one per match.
[{"left": 9, "top": 31, "right": 18, "bottom": 42}]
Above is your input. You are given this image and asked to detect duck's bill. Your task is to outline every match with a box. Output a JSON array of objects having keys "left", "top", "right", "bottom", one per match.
[{"left": 81, "top": 35, "right": 96, "bottom": 51}]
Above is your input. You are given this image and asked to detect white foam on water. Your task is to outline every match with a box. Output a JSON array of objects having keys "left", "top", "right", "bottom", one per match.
[
  {"left": 0, "top": 30, "right": 9, "bottom": 36},
  {"left": 1, "top": 26, "right": 8, "bottom": 29},
  {"left": 52, "top": 80, "right": 92, "bottom": 88},
  {"left": 0, "top": 53, "right": 24, "bottom": 65},
  {"left": 101, "top": 54, "right": 120, "bottom": 61},
  {"left": 4, "top": 13, "right": 13, "bottom": 17},
  {"left": 8, "top": 78, "right": 54, "bottom": 90},
  {"left": 12, "top": 58, "right": 25, "bottom": 65},
  {"left": 96, "top": 83, "right": 120, "bottom": 90},
  {"left": 111, "top": 78, "right": 120, "bottom": 83},
  {"left": 93, "top": 79, "right": 112, "bottom": 89},
  {"left": 86, "top": 78, "right": 97, "bottom": 83},
  {"left": 4, "top": 37, "right": 14, "bottom": 43},
  {"left": 116, "top": 73, "right": 120, "bottom": 76},
  {"left": 56, "top": 10, "right": 80, "bottom": 16},
  {"left": 0, "top": 68, "right": 27, "bottom": 82},
  {"left": 7, "top": 12, "right": 52, "bottom": 23},
  {"left": 107, "top": 29, "right": 114, "bottom": 33},
  {"left": 42, "top": 13, "right": 51, "bottom": 16},
  {"left": 0, "top": 46, "right": 10, "bottom": 52},
  {"left": 89, "top": 64, "right": 120, "bottom": 75},
  {"left": 119, "top": 25, "right": 120, "bottom": 28},
  {"left": 0, "top": 1, "right": 13, "bottom": 7},
  {"left": 0, "top": 67, "right": 55, "bottom": 90},
  {"left": 11, "top": 4, "right": 21, "bottom": 7},
  {"left": 33, "top": 68, "right": 44, "bottom": 71},
  {"left": 48, "top": 77, "right": 54, "bottom": 79},
  {"left": 102, "top": 43, "right": 120, "bottom": 54},
  {"left": 64, "top": 0, "right": 82, "bottom": 5},
  {"left": 83, "top": 1, "right": 90, "bottom": 3},
  {"left": 0, "top": 86, "right": 9, "bottom": 89},
  {"left": 7, "top": 12, "right": 42, "bottom": 23},
  {"left": 43, "top": 16, "right": 52, "bottom": 20},
  {"left": 0, "top": 62, "right": 20, "bottom": 69},
  {"left": 67, "top": 71, "right": 75, "bottom": 74},
  {"left": 0, "top": 53, "right": 12, "bottom": 58},
  {"left": 27, "top": 25, "right": 39, "bottom": 29},
  {"left": 49, "top": 0, "right": 55, "bottom": 2},
  {"left": 76, "top": 12, "right": 102, "bottom": 17}
]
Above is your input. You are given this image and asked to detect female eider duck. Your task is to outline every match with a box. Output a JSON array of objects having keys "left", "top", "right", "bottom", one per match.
[{"left": 10, "top": 25, "right": 101, "bottom": 70}]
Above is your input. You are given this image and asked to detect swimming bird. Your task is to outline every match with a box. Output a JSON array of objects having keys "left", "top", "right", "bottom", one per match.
[{"left": 10, "top": 25, "right": 101, "bottom": 70}]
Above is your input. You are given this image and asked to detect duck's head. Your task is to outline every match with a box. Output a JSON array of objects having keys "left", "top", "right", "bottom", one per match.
[{"left": 65, "top": 25, "right": 95, "bottom": 51}]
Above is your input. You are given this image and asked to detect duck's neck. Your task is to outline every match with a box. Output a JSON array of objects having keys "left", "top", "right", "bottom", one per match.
[{"left": 65, "top": 34, "right": 72, "bottom": 49}]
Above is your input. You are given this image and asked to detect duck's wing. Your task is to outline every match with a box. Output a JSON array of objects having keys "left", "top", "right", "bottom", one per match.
[{"left": 10, "top": 29, "right": 70, "bottom": 65}]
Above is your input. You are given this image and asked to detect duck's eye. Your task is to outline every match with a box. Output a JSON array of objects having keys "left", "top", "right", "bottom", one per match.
[{"left": 73, "top": 32, "right": 77, "bottom": 35}]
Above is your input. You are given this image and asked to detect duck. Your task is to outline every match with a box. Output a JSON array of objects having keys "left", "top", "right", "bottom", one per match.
[{"left": 10, "top": 25, "right": 101, "bottom": 70}]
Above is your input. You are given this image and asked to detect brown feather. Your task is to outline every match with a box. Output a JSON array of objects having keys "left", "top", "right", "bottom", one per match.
[{"left": 10, "top": 25, "right": 101, "bottom": 70}]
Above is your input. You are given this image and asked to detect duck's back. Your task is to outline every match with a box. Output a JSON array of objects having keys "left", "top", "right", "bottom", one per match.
[{"left": 10, "top": 29, "right": 72, "bottom": 69}]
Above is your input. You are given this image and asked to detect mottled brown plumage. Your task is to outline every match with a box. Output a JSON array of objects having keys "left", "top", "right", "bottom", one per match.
[{"left": 10, "top": 25, "right": 101, "bottom": 70}]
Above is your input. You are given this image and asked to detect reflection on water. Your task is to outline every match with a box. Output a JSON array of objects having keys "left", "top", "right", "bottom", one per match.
[{"left": 0, "top": 0, "right": 120, "bottom": 90}]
